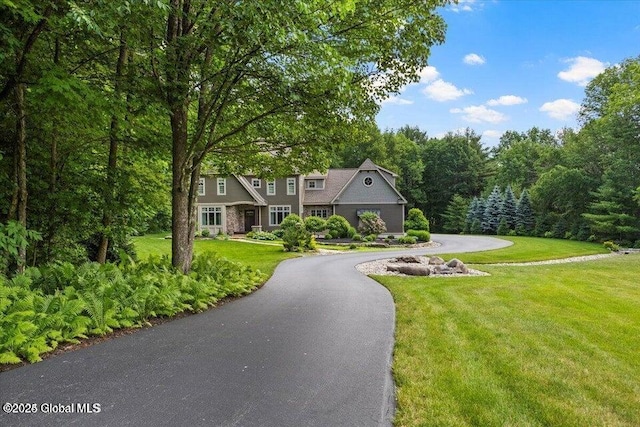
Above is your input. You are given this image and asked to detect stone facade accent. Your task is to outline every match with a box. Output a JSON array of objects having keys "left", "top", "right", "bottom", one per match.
[{"left": 226, "top": 205, "right": 243, "bottom": 234}]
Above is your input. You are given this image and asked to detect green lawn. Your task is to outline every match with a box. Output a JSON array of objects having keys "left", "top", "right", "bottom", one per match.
[
  {"left": 374, "top": 242, "right": 640, "bottom": 426},
  {"left": 436, "top": 236, "right": 609, "bottom": 263},
  {"left": 133, "top": 234, "right": 296, "bottom": 277}
]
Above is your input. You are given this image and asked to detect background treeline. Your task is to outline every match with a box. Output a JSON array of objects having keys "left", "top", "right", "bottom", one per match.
[{"left": 332, "top": 56, "right": 640, "bottom": 247}]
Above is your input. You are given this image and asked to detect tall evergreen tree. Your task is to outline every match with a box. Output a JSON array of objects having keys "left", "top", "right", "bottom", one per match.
[
  {"left": 483, "top": 186, "right": 503, "bottom": 234},
  {"left": 502, "top": 185, "right": 518, "bottom": 230},
  {"left": 516, "top": 189, "right": 535, "bottom": 235}
]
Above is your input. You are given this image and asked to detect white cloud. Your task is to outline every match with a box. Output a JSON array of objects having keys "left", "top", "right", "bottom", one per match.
[
  {"left": 539, "top": 99, "right": 580, "bottom": 120},
  {"left": 450, "top": 105, "right": 507, "bottom": 123},
  {"left": 417, "top": 66, "right": 440, "bottom": 84},
  {"left": 381, "top": 95, "right": 413, "bottom": 105},
  {"left": 463, "top": 53, "right": 486, "bottom": 65},
  {"left": 451, "top": 0, "right": 476, "bottom": 12},
  {"left": 486, "top": 95, "right": 528, "bottom": 106},
  {"left": 423, "top": 79, "right": 473, "bottom": 102},
  {"left": 558, "top": 56, "right": 606, "bottom": 86},
  {"left": 482, "top": 130, "right": 504, "bottom": 139}
]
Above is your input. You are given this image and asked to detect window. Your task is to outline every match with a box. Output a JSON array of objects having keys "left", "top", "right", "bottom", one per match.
[
  {"left": 217, "top": 178, "right": 226, "bottom": 195},
  {"left": 305, "top": 179, "right": 324, "bottom": 190},
  {"left": 198, "top": 178, "right": 205, "bottom": 196},
  {"left": 269, "top": 205, "right": 291, "bottom": 226},
  {"left": 267, "top": 180, "right": 276, "bottom": 195},
  {"left": 287, "top": 178, "right": 296, "bottom": 195},
  {"left": 201, "top": 206, "right": 223, "bottom": 226},
  {"left": 252, "top": 178, "right": 261, "bottom": 188},
  {"left": 310, "top": 209, "right": 329, "bottom": 218},
  {"left": 363, "top": 176, "right": 373, "bottom": 187}
]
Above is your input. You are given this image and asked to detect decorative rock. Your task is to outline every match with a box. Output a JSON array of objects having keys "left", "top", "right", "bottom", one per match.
[
  {"left": 446, "top": 258, "right": 468, "bottom": 274},
  {"left": 428, "top": 256, "right": 445, "bottom": 265},
  {"left": 394, "top": 255, "right": 421, "bottom": 263},
  {"left": 387, "top": 264, "right": 430, "bottom": 276}
]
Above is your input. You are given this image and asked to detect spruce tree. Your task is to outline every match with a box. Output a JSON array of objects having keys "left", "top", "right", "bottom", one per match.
[
  {"left": 502, "top": 185, "right": 518, "bottom": 230},
  {"left": 483, "top": 186, "right": 503, "bottom": 234},
  {"left": 465, "top": 197, "right": 478, "bottom": 233},
  {"left": 516, "top": 188, "right": 535, "bottom": 235}
]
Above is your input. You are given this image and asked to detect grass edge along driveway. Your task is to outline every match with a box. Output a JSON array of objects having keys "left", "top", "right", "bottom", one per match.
[{"left": 374, "top": 238, "right": 640, "bottom": 427}]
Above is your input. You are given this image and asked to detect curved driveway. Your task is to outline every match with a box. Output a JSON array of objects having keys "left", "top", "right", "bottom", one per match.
[{"left": 0, "top": 235, "right": 510, "bottom": 427}]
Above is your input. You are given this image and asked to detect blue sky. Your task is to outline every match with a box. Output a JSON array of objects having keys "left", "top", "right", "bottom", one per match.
[{"left": 375, "top": 0, "right": 640, "bottom": 147}]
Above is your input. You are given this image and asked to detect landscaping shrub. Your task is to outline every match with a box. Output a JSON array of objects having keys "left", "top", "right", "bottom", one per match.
[
  {"left": 304, "top": 216, "right": 326, "bottom": 236},
  {"left": 201, "top": 229, "right": 211, "bottom": 237},
  {"left": 282, "top": 223, "right": 315, "bottom": 252},
  {"left": 272, "top": 229, "right": 285, "bottom": 239},
  {"left": 326, "top": 215, "right": 351, "bottom": 238},
  {"left": 247, "top": 231, "right": 278, "bottom": 241},
  {"left": 397, "top": 236, "right": 417, "bottom": 244},
  {"left": 364, "top": 234, "right": 376, "bottom": 242},
  {"left": 0, "top": 253, "right": 265, "bottom": 365},
  {"left": 404, "top": 208, "right": 430, "bottom": 231},
  {"left": 406, "top": 230, "right": 431, "bottom": 242},
  {"left": 280, "top": 214, "right": 303, "bottom": 230},
  {"left": 358, "top": 212, "right": 387, "bottom": 236},
  {"left": 603, "top": 241, "right": 620, "bottom": 252},
  {"left": 352, "top": 234, "right": 363, "bottom": 242},
  {"left": 324, "top": 233, "right": 333, "bottom": 240}
]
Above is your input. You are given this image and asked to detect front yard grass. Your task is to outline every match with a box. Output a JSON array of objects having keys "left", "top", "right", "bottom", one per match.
[
  {"left": 133, "top": 233, "right": 297, "bottom": 277},
  {"left": 374, "top": 246, "right": 640, "bottom": 426},
  {"left": 436, "top": 236, "right": 609, "bottom": 263}
]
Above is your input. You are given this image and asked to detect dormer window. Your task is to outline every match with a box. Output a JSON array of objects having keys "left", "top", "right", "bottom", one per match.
[{"left": 305, "top": 179, "right": 324, "bottom": 190}]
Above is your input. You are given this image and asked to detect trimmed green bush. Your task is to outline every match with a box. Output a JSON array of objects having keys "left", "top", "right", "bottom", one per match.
[
  {"left": 304, "top": 216, "right": 327, "bottom": 236},
  {"left": 406, "top": 230, "right": 431, "bottom": 242},
  {"left": 358, "top": 212, "right": 387, "bottom": 236},
  {"left": 282, "top": 223, "right": 315, "bottom": 252},
  {"left": 398, "top": 236, "right": 417, "bottom": 244},
  {"left": 326, "top": 215, "right": 351, "bottom": 239},
  {"left": 280, "top": 214, "right": 303, "bottom": 230},
  {"left": 404, "top": 208, "right": 430, "bottom": 232}
]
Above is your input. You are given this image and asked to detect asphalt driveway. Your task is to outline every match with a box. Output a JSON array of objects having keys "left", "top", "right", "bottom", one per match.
[{"left": 0, "top": 234, "right": 510, "bottom": 427}]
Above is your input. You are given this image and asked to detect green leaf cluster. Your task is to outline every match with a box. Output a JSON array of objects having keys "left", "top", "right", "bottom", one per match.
[{"left": 0, "top": 252, "right": 265, "bottom": 365}]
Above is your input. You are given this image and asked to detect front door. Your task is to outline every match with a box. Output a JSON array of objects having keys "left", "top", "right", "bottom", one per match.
[{"left": 244, "top": 209, "right": 256, "bottom": 232}]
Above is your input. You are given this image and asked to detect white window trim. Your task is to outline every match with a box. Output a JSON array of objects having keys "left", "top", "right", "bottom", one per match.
[
  {"left": 305, "top": 179, "right": 324, "bottom": 190},
  {"left": 287, "top": 178, "right": 296, "bottom": 195},
  {"left": 217, "top": 178, "right": 226, "bottom": 195},
  {"left": 199, "top": 205, "right": 225, "bottom": 232},
  {"left": 267, "top": 179, "right": 276, "bottom": 196},
  {"left": 252, "top": 178, "right": 261, "bottom": 188},
  {"left": 269, "top": 205, "right": 291, "bottom": 226},
  {"left": 198, "top": 178, "right": 205, "bottom": 196}
]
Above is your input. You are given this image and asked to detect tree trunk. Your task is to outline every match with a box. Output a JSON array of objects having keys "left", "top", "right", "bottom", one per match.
[
  {"left": 97, "top": 33, "right": 128, "bottom": 264},
  {"left": 171, "top": 106, "right": 194, "bottom": 273},
  {"left": 14, "top": 83, "right": 28, "bottom": 273}
]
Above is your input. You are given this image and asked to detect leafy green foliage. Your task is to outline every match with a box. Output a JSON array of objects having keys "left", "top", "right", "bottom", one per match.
[
  {"left": 303, "top": 216, "right": 326, "bottom": 235},
  {"left": 397, "top": 236, "right": 417, "bottom": 244},
  {"left": 442, "top": 194, "right": 469, "bottom": 234},
  {"left": 279, "top": 214, "right": 303, "bottom": 230},
  {"left": 406, "top": 230, "right": 431, "bottom": 242},
  {"left": 357, "top": 212, "right": 387, "bottom": 236},
  {"left": 0, "top": 221, "right": 42, "bottom": 275},
  {"left": 404, "top": 208, "right": 430, "bottom": 231},
  {"left": 325, "top": 215, "right": 352, "bottom": 239},
  {"left": 0, "top": 253, "right": 265, "bottom": 365},
  {"left": 282, "top": 223, "right": 315, "bottom": 252}
]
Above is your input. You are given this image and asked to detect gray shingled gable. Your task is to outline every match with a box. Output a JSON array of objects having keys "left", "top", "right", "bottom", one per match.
[
  {"left": 303, "top": 168, "right": 357, "bottom": 205},
  {"left": 235, "top": 175, "right": 268, "bottom": 206},
  {"left": 331, "top": 159, "right": 406, "bottom": 204}
]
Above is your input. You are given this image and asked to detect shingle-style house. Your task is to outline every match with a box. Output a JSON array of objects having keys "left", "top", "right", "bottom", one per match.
[{"left": 197, "top": 159, "right": 407, "bottom": 235}]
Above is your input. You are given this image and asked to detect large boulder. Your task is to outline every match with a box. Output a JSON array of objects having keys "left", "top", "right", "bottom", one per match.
[
  {"left": 428, "top": 256, "right": 445, "bottom": 265},
  {"left": 387, "top": 264, "right": 431, "bottom": 276},
  {"left": 446, "top": 258, "right": 468, "bottom": 274}
]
